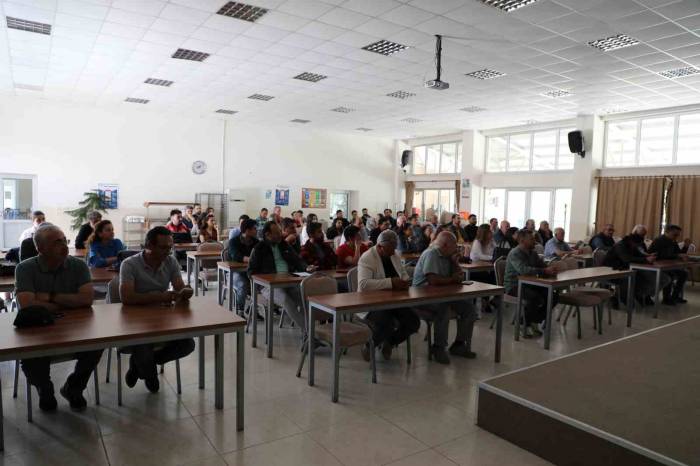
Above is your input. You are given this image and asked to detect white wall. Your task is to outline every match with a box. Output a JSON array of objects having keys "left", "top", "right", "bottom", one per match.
[{"left": 0, "top": 96, "right": 395, "bottom": 245}]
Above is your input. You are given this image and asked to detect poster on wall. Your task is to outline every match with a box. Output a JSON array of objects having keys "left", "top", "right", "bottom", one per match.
[
  {"left": 301, "top": 188, "right": 327, "bottom": 209},
  {"left": 275, "top": 187, "right": 290, "bottom": 206},
  {"left": 98, "top": 183, "right": 118, "bottom": 209}
]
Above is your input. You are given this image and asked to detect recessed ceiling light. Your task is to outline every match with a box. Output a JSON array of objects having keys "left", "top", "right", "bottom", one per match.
[
  {"left": 215, "top": 109, "right": 238, "bottom": 115},
  {"left": 460, "top": 106, "right": 486, "bottom": 113},
  {"left": 401, "top": 118, "right": 422, "bottom": 123},
  {"left": 144, "top": 78, "right": 174, "bottom": 87},
  {"left": 479, "top": 0, "right": 541, "bottom": 12},
  {"left": 248, "top": 94, "right": 274, "bottom": 101},
  {"left": 659, "top": 66, "right": 700, "bottom": 79},
  {"left": 125, "top": 97, "right": 149, "bottom": 104},
  {"left": 290, "top": 119, "right": 310, "bottom": 123},
  {"left": 362, "top": 39, "right": 409, "bottom": 56},
  {"left": 331, "top": 107, "right": 355, "bottom": 113},
  {"left": 356, "top": 127, "right": 373, "bottom": 132},
  {"left": 6, "top": 17, "right": 52, "bottom": 35},
  {"left": 542, "top": 89, "right": 572, "bottom": 98},
  {"left": 217, "top": 2, "right": 268, "bottom": 22},
  {"left": 588, "top": 34, "right": 639, "bottom": 52},
  {"left": 172, "top": 48, "right": 210, "bottom": 62},
  {"left": 465, "top": 69, "right": 506, "bottom": 80},
  {"left": 386, "top": 90, "right": 416, "bottom": 99},
  {"left": 294, "top": 72, "right": 327, "bottom": 82}
]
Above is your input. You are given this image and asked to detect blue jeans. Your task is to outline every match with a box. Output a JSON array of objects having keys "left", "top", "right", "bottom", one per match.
[{"left": 232, "top": 272, "right": 249, "bottom": 311}]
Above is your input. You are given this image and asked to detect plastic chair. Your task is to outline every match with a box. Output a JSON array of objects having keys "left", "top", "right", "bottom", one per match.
[
  {"left": 197, "top": 242, "right": 224, "bottom": 296},
  {"left": 554, "top": 258, "right": 609, "bottom": 338},
  {"left": 491, "top": 256, "right": 519, "bottom": 330}
]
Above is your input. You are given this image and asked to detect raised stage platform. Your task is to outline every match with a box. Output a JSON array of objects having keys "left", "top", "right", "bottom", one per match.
[{"left": 477, "top": 315, "right": 700, "bottom": 466}]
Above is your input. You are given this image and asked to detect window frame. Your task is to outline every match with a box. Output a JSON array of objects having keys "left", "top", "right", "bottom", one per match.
[
  {"left": 410, "top": 141, "right": 463, "bottom": 175},
  {"left": 484, "top": 127, "right": 574, "bottom": 174}
]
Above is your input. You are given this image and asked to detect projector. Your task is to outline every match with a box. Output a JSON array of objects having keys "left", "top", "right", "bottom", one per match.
[{"left": 425, "top": 79, "right": 450, "bottom": 90}]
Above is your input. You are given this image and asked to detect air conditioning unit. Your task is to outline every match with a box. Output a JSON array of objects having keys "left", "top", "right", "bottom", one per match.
[{"left": 227, "top": 189, "right": 247, "bottom": 227}]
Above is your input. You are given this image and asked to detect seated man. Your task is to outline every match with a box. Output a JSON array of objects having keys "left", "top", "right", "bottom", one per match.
[
  {"left": 228, "top": 219, "right": 259, "bottom": 314},
  {"left": 493, "top": 220, "right": 510, "bottom": 243},
  {"left": 336, "top": 226, "right": 369, "bottom": 268},
  {"left": 590, "top": 224, "right": 615, "bottom": 251},
  {"left": 282, "top": 217, "right": 302, "bottom": 254},
  {"left": 228, "top": 214, "right": 250, "bottom": 241},
  {"left": 75, "top": 210, "right": 102, "bottom": 249},
  {"left": 412, "top": 231, "right": 478, "bottom": 364},
  {"left": 358, "top": 230, "right": 419, "bottom": 361},
  {"left": 15, "top": 224, "right": 102, "bottom": 411},
  {"left": 383, "top": 209, "right": 397, "bottom": 229},
  {"left": 18, "top": 210, "right": 46, "bottom": 242},
  {"left": 165, "top": 209, "right": 190, "bottom": 233},
  {"left": 301, "top": 222, "right": 337, "bottom": 270},
  {"left": 503, "top": 229, "right": 557, "bottom": 338},
  {"left": 119, "top": 226, "right": 195, "bottom": 393},
  {"left": 370, "top": 217, "right": 391, "bottom": 244},
  {"left": 445, "top": 214, "right": 467, "bottom": 245},
  {"left": 256, "top": 208, "right": 269, "bottom": 238},
  {"left": 182, "top": 205, "right": 196, "bottom": 230},
  {"left": 464, "top": 214, "right": 478, "bottom": 242},
  {"left": 544, "top": 228, "right": 580, "bottom": 259},
  {"left": 248, "top": 221, "right": 312, "bottom": 331},
  {"left": 649, "top": 224, "right": 688, "bottom": 305}
]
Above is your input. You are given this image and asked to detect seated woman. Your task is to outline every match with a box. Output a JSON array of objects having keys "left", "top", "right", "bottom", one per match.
[
  {"left": 397, "top": 223, "right": 419, "bottom": 253},
  {"left": 336, "top": 226, "right": 369, "bottom": 268},
  {"left": 469, "top": 224, "right": 497, "bottom": 311},
  {"left": 325, "top": 218, "right": 344, "bottom": 240},
  {"left": 198, "top": 214, "right": 219, "bottom": 243},
  {"left": 538, "top": 221, "right": 553, "bottom": 245},
  {"left": 87, "top": 220, "right": 125, "bottom": 268}
]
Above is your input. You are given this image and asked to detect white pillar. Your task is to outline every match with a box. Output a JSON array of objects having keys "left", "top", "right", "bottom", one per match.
[
  {"left": 460, "top": 129, "right": 485, "bottom": 217},
  {"left": 569, "top": 114, "right": 604, "bottom": 240}
]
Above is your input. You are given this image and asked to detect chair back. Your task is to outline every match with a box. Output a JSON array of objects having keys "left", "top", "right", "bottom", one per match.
[
  {"left": 198, "top": 242, "right": 224, "bottom": 268},
  {"left": 106, "top": 276, "right": 121, "bottom": 304},
  {"left": 300, "top": 272, "right": 338, "bottom": 322},
  {"left": 593, "top": 248, "right": 607, "bottom": 267},
  {"left": 221, "top": 247, "right": 229, "bottom": 261},
  {"left": 579, "top": 245, "right": 593, "bottom": 254},
  {"left": 347, "top": 266, "right": 358, "bottom": 292},
  {"left": 19, "top": 237, "right": 38, "bottom": 262},
  {"left": 493, "top": 256, "right": 506, "bottom": 287}
]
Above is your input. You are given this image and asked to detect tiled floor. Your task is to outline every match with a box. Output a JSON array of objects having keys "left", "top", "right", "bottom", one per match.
[{"left": 1, "top": 284, "right": 698, "bottom": 466}]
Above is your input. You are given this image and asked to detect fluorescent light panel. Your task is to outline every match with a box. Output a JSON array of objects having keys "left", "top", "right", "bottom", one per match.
[
  {"left": 6, "top": 17, "right": 51, "bottom": 35},
  {"left": 480, "top": 0, "right": 540, "bottom": 12},
  {"left": 588, "top": 34, "right": 639, "bottom": 52},
  {"left": 144, "top": 78, "right": 174, "bottom": 87},
  {"left": 659, "top": 66, "right": 700, "bottom": 79},
  {"left": 386, "top": 90, "right": 416, "bottom": 99},
  {"left": 465, "top": 69, "right": 506, "bottom": 80},
  {"left": 248, "top": 94, "right": 274, "bottom": 100},
  {"left": 125, "top": 97, "right": 149, "bottom": 104},
  {"left": 294, "top": 72, "right": 327, "bottom": 82},
  {"left": 172, "top": 48, "right": 210, "bottom": 62},
  {"left": 362, "top": 39, "right": 409, "bottom": 56},
  {"left": 217, "top": 1, "right": 268, "bottom": 22}
]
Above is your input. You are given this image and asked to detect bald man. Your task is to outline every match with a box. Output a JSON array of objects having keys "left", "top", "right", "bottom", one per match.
[{"left": 412, "top": 231, "right": 478, "bottom": 364}]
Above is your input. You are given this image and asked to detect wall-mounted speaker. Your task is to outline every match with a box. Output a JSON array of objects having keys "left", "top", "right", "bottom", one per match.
[
  {"left": 401, "top": 150, "right": 412, "bottom": 168},
  {"left": 567, "top": 130, "right": 585, "bottom": 158}
]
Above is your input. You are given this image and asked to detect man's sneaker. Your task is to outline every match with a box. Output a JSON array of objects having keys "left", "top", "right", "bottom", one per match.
[
  {"left": 38, "top": 383, "right": 57, "bottom": 411},
  {"left": 60, "top": 384, "right": 87, "bottom": 411},
  {"left": 430, "top": 345, "right": 450, "bottom": 364},
  {"left": 381, "top": 343, "right": 393, "bottom": 361},
  {"left": 125, "top": 368, "right": 138, "bottom": 388},
  {"left": 449, "top": 341, "right": 476, "bottom": 359},
  {"left": 361, "top": 343, "right": 371, "bottom": 362},
  {"left": 144, "top": 376, "right": 160, "bottom": 393}
]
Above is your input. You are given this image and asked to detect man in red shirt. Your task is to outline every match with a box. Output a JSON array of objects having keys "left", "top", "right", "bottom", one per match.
[
  {"left": 165, "top": 209, "right": 190, "bottom": 233},
  {"left": 336, "top": 226, "right": 369, "bottom": 268},
  {"left": 300, "top": 222, "right": 337, "bottom": 270}
]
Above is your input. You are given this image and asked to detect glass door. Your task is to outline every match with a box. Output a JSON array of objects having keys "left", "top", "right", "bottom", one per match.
[
  {"left": 413, "top": 188, "right": 456, "bottom": 221},
  {"left": 1, "top": 175, "right": 35, "bottom": 248},
  {"left": 329, "top": 191, "right": 349, "bottom": 220}
]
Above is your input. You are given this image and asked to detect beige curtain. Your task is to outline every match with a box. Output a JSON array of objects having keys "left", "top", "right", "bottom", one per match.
[
  {"left": 455, "top": 180, "right": 461, "bottom": 213},
  {"left": 595, "top": 177, "right": 665, "bottom": 238},
  {"left": 667, "top": 176, "right": 700, "bottom": 243},
  {"left": 404, "top": 181, "right": 415, "bottom": 215}
]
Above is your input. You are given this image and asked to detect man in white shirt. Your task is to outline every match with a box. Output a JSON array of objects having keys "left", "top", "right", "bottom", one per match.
[{"left": 18, "top": 210, "right": 46, "bottom": 243}]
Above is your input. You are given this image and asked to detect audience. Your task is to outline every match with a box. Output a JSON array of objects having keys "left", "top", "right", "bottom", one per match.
[
  {"left": 412, "top": 231, "right": 478, "bottom": 364},
  {"left": 119, "top": 226, "right": 195, "bottom": 393},
  {"left": 326, "top": 218, "right": 345, "bottom": 240},
  {"left": 604, "top": 232, "right": 664, "bottom": 306},
  {"left": 227, "top": 218, "right": 259, "bottom": 313},
  {"left": 464, "top": 214, "right": 478, "bottom": 242},
  {"left": 228, "top": 214, "right": 250, "bottom": 241},
  {"left": 192, "top": 205, "right": 202, "bottom": 222},
  {"left": 300, "top": 222, "right": 337, "bottom": 270},
  {"left": 470, "top": 224, "right": 496, "bottom": 263},
  {"left": 334, "top": 210, "right": 350, "bottom": 229},
  {"left": 271, "top": 206, "right": 283, "bottom": 225},
  {"left": 18, "top": 210, "right": 46, "bottom": 242},
  {"left": 357, "top": 230, "right": 419, "bottom": 361},
  {"left": 256, "top": 208, "right": 269, "bottom": 238},
  {"left": 370, "top": 217, "right": 391, "bottom": 244},
  {"left": 428, "top": 213, "right": 439, "bottom": 229},
  {"left": 446, "top": 214, "right": 467, "bottom": 244},
  {"left": 165, "top": 209, "right": 190, "bottom": 233},
  {"left": 74, "top": 210, "right": 102, "bottom": 249},
  {"left": 416, "top": 224, "right": 434, "bottom": 252},
  {"left": 383, "top": 209, "right": 396, "bottom": 228},
  {"left": 503, "top": 229, "right": 557, "bottom": 338},
  {"left": 336, "top": 226, "right": 368, "bottom": 268},
  {"left": 87, "top": 220, "right": 125, "bottom": 268},
  {"left": 493, "top": 220, "right": 510, "bottom": 243},
  {"left": 248, "top": 222, "right": 310, "bottom": 331},
  {"left": 537, "top": 221, "right": 553, "bottom": 245},
  {"left": 524, "top": 219, "right": 541, "bottom": 243},
  {"left": 489, "top": 218, "right": 499, "bottom": 234},
  {"left": 300, "top": 213, "right": 319, "bottom": 245},
  {"left": 182, "top": 206, "right": 195, "bottom": 230},
  {"left": 198, "top": 214, "right": 218, "bottom": 243},
  {"left": 15, "top": 224, "right": 102, "bottom": 411},
  {"left": 590, "top": 224, "right": 616, "bottom": 251},
  {"left": 544, "top": 228, "right": 579, "bottom": 259},
  {"left": 282, "top": 217, "right": 302, "bottom": 254},
  {"left": 397, "top": 222, "right": 419, "bottom": 253},
  {"left": 649, "top": 224, "right": 688, "bottom": 305}
]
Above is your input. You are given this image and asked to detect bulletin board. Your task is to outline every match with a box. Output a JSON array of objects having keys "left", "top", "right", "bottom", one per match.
[{"left": 301, "top": 188, "right": 327, "bottom": 209}]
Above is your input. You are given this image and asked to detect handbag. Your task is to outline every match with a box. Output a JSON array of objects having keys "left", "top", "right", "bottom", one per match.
[{"left": 13, "top": 305, "right": 55, "bottom": 328}]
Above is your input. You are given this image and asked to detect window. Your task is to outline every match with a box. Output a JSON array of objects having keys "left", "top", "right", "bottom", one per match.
[
  {"left": 604, "top": 110, "right": 700, "bottom": 167},
  {"left": 485, "top": 127, "right": 575, "bottom": 173},
  {"left": 411, "top": 141, "right": 463, "bottom": 175},
  {"left": 414, "top": 188, "right": 456, "bottom": 220},
  {"left": 329, "top": 192, "right": 348, "bottom": 220},
  {"left": 482, "top": 188, "right": 572, "bottom": 238},
  {"left": 2, "top": 178, "right": 33, "bottom": 220}
]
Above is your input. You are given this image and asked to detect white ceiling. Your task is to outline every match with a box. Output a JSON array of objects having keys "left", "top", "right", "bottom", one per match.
[{"left": 2, "top": 0, "right": 700, "bottom": 138}]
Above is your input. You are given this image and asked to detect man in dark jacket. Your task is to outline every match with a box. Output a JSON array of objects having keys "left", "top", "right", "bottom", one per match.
[
  {"left": 74, "top": 211, "right": 102, "bottom": 250},
  {"left": 248, "top": 221, "right": 310, "bottom": 330},
  {"left": 649, "top": 224, "right": 688, "bottom": 304},
  {"left": 590, "top": 224, "right": 615, "bottom": 251},
  {"left": 604, "top": 234, "right": 668, "bottom": 305},
  {"left": 300, "top": 222, "right": 337, "bottom": 270},
  {"left": 464, "top": 214, "right": 478, "bottom": 242},
  {"left": 228, "top": 219, "right": 258, "bottom": 313}
]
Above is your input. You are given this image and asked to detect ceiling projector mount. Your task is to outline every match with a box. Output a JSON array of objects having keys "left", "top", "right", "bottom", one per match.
[{"left": 425, "top": 35, "right": 449, "bottom": 91}]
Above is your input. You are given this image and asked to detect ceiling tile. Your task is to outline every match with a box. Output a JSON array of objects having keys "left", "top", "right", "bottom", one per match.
[
  {"left": 342, "top": 0, "right": 401, "bottom": 16},
  {"left": 256, "top": 10, "right": 310, "bottom": 31},
  {"left": 379, "top": 4, "right": 433, "bottom": 27},
  {"left": 317, "top": 7, "right": 371, "bottom": 29},
  {"left": 408, "top": 0, "right": 466, "bottom": 15},
  {"left": 297, "top": 20, "right": 347, "bottom": 40},
  {"left": 653, "top": 0, "right": 700, "bottom": 21},
  {"left": 159, "top": 3, "right": 211, "bottom": 25},
  {"left": 150, "top": 17, "right": 199, "bottom": 35},
  {"left": 354, "top": 18, "right": 404, "bottom": 38},
  {"left": 277, "top": 0, "right": 335, "bottom": 19},
  {"left": 57, "top": 0, "right": 109, "bottom": 20}
]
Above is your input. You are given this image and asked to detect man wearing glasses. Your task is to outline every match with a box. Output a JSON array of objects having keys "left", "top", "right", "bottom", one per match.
[{"left": 119, "top": 226, "right": 194, "bottom": 393}]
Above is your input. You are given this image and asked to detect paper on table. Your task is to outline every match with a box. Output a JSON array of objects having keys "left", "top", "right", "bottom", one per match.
[{"left": 293, "top": 272, "right": 311, "bottom": 277}]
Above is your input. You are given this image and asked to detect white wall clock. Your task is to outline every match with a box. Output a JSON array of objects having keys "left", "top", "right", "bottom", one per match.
[{"left": 192, "top": 160, "right": 207, "bottom": 175}]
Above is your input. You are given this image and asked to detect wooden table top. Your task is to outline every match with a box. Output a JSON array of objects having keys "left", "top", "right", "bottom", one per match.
[
  {"left": 571, "top": 253, "right": 593, "bottom": 260},
  {"left": 90, "top": 267, "right": 118, "bottom": 284},
  {"left": 630, "top": 259, "right": 700, "bottom": 270},
  {"left": 401, "top": 252, "right": 421, "bottom": 261},
  {"left": 520, "top": 266, "right": 632, "bottom": 286},
  {"left": 174, "top": 243, "right": 199, "bottom": 251},
  {"left": 186, "top": 249, "right": 223, "bottom": 258},
  {"left": 70, "top": 248, "right": 87, "bottom": 257},
  {"left": 217, "top": 261, "right": 247, "bottom": 270},
  {"left": 308, "top": 282, "right": 505, "bottom": 312},
  {"left": 461, "top": 261, "right": 493, "bottom": 270},
  {"left": 252, "top": 270, "right": 349, "bottom": 286},
  {"left": 0, "top": 299, "right": 245, "bottom": 359},
  {"left": 0, "top": 276, "right": 14, "bottom": 291}
]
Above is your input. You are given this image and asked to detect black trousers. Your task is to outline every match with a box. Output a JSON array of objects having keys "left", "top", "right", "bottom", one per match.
[
  {"left": 22, "top": 350, "right": 104, "bottom": 392},
  {"left": 366, "top": 308, "right": 420, "bottom": 346},
  {"left": 511, "top": 285, "right": 557, "bottom": 326},
  {"left": 662, "top": 270, "right": 688, "bottom": 299},
  {"left": 127, "top": 339, "right": 195, "bottom": 380}
]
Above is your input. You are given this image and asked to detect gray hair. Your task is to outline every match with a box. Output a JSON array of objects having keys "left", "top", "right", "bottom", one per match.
[
  {"left": 554, "top": 227, "right": 565, "bottom": 235},
  {"left": 435, "top": 231, "right": 456, "bottom": 247},
  {"left": 377, "top": 229, "right": 398, "bottom": 246},
  {"left": 32, "top": 223, "right": 60, "bottom": 248},
  {"left": 631, "top": 224, "right": 647, "bottom": 235},
  {"left": 87, "top": 210, "right": 102, "bottom": 222}
]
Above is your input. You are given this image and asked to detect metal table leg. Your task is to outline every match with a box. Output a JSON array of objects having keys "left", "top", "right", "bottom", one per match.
[
  {"left": 627, "top": 272, "right": 635, "bottom": 327},
  {"left": 199, "top": 336, "right": 205, "bottom": 389},
  {"left": 495, "top": 295, "right": 503, "bottom": 363},
  {"left": 217, "top": 268, "right": 224, "bottom": 306},
  {"left": 515, "top": 281, "right": 523, "bottom": 341},
  {"left": 331, "top": 313, "right": 341, "bottom": 402},
  {"left": 266, "top": 286, "right": 274, "bottom": 358},
  {"left": 228, "top": 270, "right": 235, "bottom": 312},
  {"left": 251, "top": 282, "right": 258, "bottom": 347},
  {"left": 194, "top": 258, "right": 201, "bottom": 296},
  {"left": 0, "top": 374, "right": 4, "bottom": 451},
  {"left": 236, "top": 328, "right": 244, "bottom": 431},
  {"left": 186, "top": 256, "right": 192, "bottom": 286},
  {"left": 214, "top": 334, "right": 223, "bottom": 409},
  {"left": 544, "top": 285, "right": 554, "bottom": 350},
  {"left": 654, "top": 269, "right": 661, "bottom": 318},
  {"left": 308, "top": 304, "right": 315, "bottom": 386}
]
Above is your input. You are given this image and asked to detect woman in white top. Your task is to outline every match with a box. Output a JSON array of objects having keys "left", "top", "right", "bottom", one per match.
[{"left": 469, "top": 224, "right": 496, "bottom": 262}]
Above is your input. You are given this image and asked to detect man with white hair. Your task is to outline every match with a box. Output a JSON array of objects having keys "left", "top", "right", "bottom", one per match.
[
  {"left": 358, "top": 230, "right": 420, "bottom": 361},
  {"left": 14, "top": 224, "right": 103, "bottom": 411},
  {"left": 544, "top": 228, "right": 580, "bottom": 259},
  {"left": 412, "top": 231, "right": 478, "bottom": 364}
]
